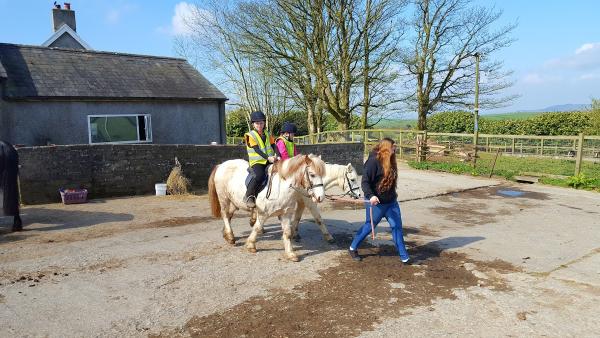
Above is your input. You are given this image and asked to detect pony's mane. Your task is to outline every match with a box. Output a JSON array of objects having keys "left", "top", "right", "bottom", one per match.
[{"left": 277, "top": 154, "right": 326, "bottom": 181}]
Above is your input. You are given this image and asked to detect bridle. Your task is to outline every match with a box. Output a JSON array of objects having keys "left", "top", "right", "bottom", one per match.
[
  {"left": 291, "top": 166, "right": 324, "bottom": 200},
  {"left": 342, "top": 171, "right": 361, "bottom": 199},
  {"left": 304, "top": 167, "right": 324, "bottom": 198},
  {"left": 325, "top": 170, "right": 361, "bottom": 200}
]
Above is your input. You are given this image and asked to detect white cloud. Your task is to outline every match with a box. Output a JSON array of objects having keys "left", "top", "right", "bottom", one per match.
[
  {"left": 545, "top": 42, "right": 600, "bottom": 71},
  {"left": 521, "top": 73, "right": 561, "bottom": 85},
  {"left": 172, "top": 2, "right": 196, "bottom": 36},
  {"left": 522, "top": 73, "right": 543, "bottom": 84},
  {"left": 575, "top": 42, "right": 600, "bottom": 54},
  {"left": 157, "top": 2, "right": 215, "bottom": 37},
  {"left": 580, "top": 73, "right": 600, "bottom": 80}
]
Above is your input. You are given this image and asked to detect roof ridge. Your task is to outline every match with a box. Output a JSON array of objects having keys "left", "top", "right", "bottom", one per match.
[{"left": 0, "top": 42, "right": 186, "bottom": 61}]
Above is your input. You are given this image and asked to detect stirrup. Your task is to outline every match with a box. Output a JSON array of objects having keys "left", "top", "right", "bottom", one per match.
[{"left": 245, "top": 195, "right": 256, "bottom": 208}]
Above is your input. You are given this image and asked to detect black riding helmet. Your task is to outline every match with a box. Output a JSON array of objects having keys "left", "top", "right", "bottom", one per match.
[
  {"left": 250, "top": 111, "right": 266, "bottom": 123},
  {"left": 281, "top": 122, "right": 298, "bottom": 134}
]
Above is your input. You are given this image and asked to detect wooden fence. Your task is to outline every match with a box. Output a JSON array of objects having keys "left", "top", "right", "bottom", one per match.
[{"left": 227, "top": 129, "right": 600, "bottom": 176}]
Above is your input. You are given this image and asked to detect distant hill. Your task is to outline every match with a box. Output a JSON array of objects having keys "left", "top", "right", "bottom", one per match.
[{"left": 522, "top": 104, "right": 590, "bottom": 112}]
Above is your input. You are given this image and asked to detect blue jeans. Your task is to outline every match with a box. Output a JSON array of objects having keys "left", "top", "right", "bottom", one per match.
[{"left": 350, "top": 200, "right": 410, "bottom": 261}]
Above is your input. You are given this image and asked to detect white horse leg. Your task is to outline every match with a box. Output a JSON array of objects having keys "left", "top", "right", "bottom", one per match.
[
  {"left": 221, "top": 199, "right": 236, "bottom": 245},
  {"left": 281, "top": 213, "right": 299, "bottom": 262},
  {"left": 248, "top": 209, "right": 264, "bottom": 234},
  {"left": 246, "top": 213, "right": 267, "bottom": 253},
  {"left": 306, "top": 199, "right": 335, "bottom": 243},
  {"left": 291, "top": 198, "right": 305, "bottom": 241}
]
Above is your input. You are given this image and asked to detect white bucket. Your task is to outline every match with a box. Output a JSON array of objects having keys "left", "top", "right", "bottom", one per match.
[{"left": 155, "top": 183, "right": 167, "bottom": 196}]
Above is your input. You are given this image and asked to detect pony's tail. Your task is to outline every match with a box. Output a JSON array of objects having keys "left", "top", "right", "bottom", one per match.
[{"left": 208, "top": 165, "right": 221, "bottom": 218}]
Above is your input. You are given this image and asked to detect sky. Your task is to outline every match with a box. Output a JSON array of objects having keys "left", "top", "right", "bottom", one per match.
[{"left": 1, "top": 0, "right": 599, "bottom": 114}]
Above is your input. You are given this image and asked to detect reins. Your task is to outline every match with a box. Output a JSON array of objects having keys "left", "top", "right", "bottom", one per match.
[{"left": 265, "top": 163, "right": 278, "bottom": 199}]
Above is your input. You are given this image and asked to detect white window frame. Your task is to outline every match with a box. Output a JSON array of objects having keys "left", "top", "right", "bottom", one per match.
[{"left": 87, "top": 114, "right": 153, "bottom": 144}]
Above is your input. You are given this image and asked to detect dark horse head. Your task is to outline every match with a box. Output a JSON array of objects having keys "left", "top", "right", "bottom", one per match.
[{"left": 0, "top": 140, "right": 22, "bottom": 231}]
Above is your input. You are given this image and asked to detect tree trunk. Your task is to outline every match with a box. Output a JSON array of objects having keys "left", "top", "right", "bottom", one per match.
[
  {"left": 361, "top": 0, "right": 371, "bottom": 130},
  {"left": 417, "top": 105, "right": 427, "bottom": 130}
]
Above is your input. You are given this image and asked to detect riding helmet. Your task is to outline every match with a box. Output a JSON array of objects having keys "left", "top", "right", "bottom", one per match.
[
  {"left": 250, "top": 111, "right": 267, "bottom": 123},
  {"left": 281, "top": 122, "right": 298, "bottom": 134}
]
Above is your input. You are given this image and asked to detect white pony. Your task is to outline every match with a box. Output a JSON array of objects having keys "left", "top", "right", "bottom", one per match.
[
  {"left": 250, "top": 163, "right": 361, "bottom": 243},
  {"left": 208, "top": 154, "right": 326, "bottom": 261}
]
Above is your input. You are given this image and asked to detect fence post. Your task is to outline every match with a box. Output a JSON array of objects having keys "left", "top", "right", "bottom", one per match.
[
  {"left": 520, "top": 141, "right": 523, "bottom": 154},
  {"left": 418, "top": 130, "right": 428, "bottom": 162},
  {"left": 398, "top": 132, "right": 403, "bottom": 160},
  {"left": 511, "top": 137, "right": 515, "bottom": 154},
  {"left": 540, "top": 138, "right": 544, "bottom": 156},
  {"left": 574, "top": 133, "right": 584, "bottom": 176}
]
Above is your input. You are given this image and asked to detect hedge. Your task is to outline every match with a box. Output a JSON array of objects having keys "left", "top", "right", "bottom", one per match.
[{"left": 428, "top": 111, "right": 595, "bottom": 135}]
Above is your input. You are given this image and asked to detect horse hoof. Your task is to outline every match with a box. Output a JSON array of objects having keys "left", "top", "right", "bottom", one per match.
[
  {"left": 11, "top": 226, "right": 23, "bottom": 232},
  {"left": 247, "top": 247, "right": 257, "bottom": 253},
  {"left": 293, "top": 236, "right": 301, "bottom": 243},
  {"left": 287, "top": 255, "right": 300, "bottom": 262},
  {"left": 223, "top": 234, "right": 235, "bottom": 245},
  {"left": 326, "top": 237, "right": 336, "bottom": 244}
]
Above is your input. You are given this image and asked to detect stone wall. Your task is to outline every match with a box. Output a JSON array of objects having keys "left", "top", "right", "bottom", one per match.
[{"left": 17, "top": 143, "right": 363, "bottom": 204}]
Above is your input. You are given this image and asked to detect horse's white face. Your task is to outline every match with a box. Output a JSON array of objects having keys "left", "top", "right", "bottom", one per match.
[
  {"left": 305, "top": 165, "right": 325, "bottom": 203},
  {"left": 344, "top": 163, "right": 362, "bottom": 199}
]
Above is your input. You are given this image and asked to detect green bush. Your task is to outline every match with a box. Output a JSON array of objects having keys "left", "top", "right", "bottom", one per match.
[
  {"left": 586, "top": 98, "right": 600, "bottom": 135},
  {"left": 226, "top": 108, "right": 250, "bottom": 137},
  {"left": 566, "top": 173, "right": 594, "bottom": 189},
  {"left": 427, "top": 111, "right": 473, "bottom": 133},
  {"left": 428, "top": 111, "right": 593, "bottom": 135}
]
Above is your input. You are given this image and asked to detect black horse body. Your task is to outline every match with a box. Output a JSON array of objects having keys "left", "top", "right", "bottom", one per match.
[{"left": 0, "top": 140, "right": 22, "bottom": 231}]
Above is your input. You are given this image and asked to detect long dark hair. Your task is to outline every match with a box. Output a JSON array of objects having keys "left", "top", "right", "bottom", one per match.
[{"left": 373, "top": 137, "right": 397, "bottom": 192}]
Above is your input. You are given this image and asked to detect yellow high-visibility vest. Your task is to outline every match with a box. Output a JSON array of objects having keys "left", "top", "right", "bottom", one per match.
[{"left": 245, "top": 130, "right": 275, "bottom": 166}]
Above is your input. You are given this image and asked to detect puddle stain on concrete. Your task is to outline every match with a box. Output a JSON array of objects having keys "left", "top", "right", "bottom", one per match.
[
  {"left": 429, "top": 186, "right": 552, "bottom": 227},
  {"left": 153, "top": 235, "right": 518, "bottom": 338}
]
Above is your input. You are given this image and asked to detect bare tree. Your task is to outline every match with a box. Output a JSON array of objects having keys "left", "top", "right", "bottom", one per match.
[
  {"left": 198, "top": 0, "right": 406, "bottom": 131},
  {"left": 401, "top": 0, "right": 517, "bottom": 130},
  {"left": 174, "top": 1, "right": 292, "bottom": 131},
  {"left": 358, "top": 0, "right": 405, "bottom": 129}
]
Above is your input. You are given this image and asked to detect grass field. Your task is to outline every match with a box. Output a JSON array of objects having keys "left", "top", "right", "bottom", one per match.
[{"left": 408, "top": 152, "right": 600, "bottom": 191}]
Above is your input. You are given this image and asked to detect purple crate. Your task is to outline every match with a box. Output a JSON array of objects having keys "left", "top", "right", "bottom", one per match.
[{"left": 59, "top": 188, "right": 88, "bottom": 204}]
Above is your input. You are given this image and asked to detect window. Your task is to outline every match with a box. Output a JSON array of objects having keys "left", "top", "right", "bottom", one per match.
[{"left": 88, "top": 114, "right": 152, "bottom": 144}]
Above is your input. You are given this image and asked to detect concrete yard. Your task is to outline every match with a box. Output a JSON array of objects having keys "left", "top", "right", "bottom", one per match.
[{"left": 1, "top": 165, "right": 599, "bottom": 337}]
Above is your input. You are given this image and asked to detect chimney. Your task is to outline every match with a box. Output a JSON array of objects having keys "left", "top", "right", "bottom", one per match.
[{"left": 52, "top": 3, "right": 76, "bottom": 32}]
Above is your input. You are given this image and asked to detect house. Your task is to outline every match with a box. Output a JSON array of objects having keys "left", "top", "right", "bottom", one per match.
[{"left": 0, "top": 3, "right": 227, "bottom": 146}]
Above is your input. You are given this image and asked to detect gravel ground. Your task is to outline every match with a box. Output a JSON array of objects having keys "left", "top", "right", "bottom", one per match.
[{"left": 1, "top": 164, "right": 599, "bottom": 337}]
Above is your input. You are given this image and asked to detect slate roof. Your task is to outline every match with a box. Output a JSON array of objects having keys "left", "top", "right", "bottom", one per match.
[{"left": 0, "top": 43, "right": 227, "bottom": 101}]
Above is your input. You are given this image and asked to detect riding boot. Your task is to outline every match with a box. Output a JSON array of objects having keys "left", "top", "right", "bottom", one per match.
[
  {"left": 244, "top": 180, "right": 257, "bottom": 209},
  {"left": 12, "top": 215, "right": 23, "bottom": 232}
]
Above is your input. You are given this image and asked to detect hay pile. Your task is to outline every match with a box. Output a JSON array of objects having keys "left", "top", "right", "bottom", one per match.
[{"left": 166, "top": 157, "right": 191, "bottom": 195}]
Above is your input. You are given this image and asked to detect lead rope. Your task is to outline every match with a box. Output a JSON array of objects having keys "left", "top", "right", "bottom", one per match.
[
  {"left": 370, "top": 206, "right": 375, "bottom": 240},
  {"left": 326, "top": 195, "right": 376, "bottom": 240}
]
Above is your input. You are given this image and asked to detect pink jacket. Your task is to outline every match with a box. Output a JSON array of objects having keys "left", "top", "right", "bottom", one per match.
[{"left": 276, "top": 139, "right": 298, "bottom": 160}]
